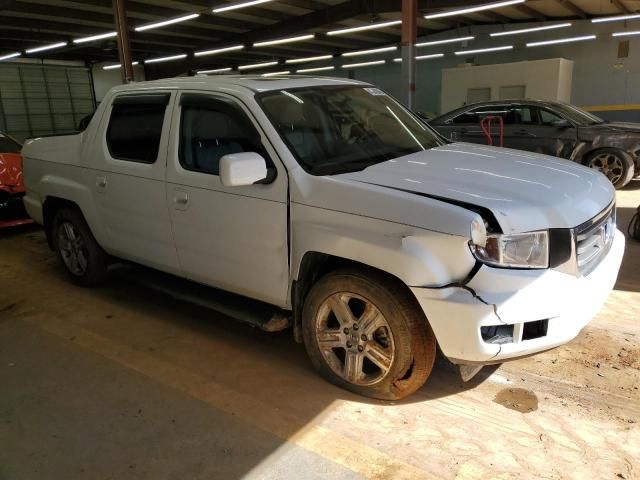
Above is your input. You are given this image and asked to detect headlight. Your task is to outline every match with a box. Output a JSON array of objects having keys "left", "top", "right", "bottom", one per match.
[{"left": 470, "top": 220, "right": 549, "bottom": 269}]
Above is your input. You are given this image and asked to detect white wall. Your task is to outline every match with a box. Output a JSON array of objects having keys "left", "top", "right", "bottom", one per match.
[
  {"left": 440, "top": 58, "right": 574, "bottom": 112},
  {"left": 91, "top": 63, "right": 146, "bottom": 103}
]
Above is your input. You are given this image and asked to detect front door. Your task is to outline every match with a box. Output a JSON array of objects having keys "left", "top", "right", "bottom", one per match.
[{"left": 165, "top": 91, "right": 289, "bottom": 307}]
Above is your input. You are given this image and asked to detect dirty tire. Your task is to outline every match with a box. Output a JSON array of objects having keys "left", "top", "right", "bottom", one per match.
[
  {"left": 585, "top": 148, "right": 634, "bottom": 189},
  {"left": 52, "top": 207, "right": 109, "bottom": 287},
  {"left": 302, "top": 268, "right": 436, "bottom": 400}
]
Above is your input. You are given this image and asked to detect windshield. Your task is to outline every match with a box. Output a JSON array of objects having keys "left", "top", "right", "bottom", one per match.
[
  {"left": 554, "top": 103, "right": 604, "bottom": 126},
  {"left": 0, "top": 133, "right": 21, "bottom": 153},
  {"left": 257, "top": 85, "right": 444, "bottom": 175}
]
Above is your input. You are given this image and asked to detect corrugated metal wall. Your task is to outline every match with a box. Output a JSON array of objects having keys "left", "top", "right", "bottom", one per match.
[{"left": 0, "top": 64, "right": 95, "bottom": 142}]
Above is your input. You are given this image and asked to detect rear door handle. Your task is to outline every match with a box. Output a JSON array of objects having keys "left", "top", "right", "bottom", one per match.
[
  {"left": 95, "top": 176, "right": 107, "bottom": 192},
  {"left": 173, "top": 189, "right": 189, "bottom": 210}
]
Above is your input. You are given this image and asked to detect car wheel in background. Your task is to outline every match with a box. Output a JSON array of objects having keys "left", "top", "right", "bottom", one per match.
[
  {"left": 52, "top": 207, "right": 109, "bottom": 286},
  {"left": 585, "top": 148, "right": 635, "bottom": 189},
  {"left": 302, "top": 268, "right": 436, "bottom": 400}
]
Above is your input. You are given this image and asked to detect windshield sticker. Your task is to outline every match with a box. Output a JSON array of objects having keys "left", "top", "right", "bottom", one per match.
[{"left": 364, "top": 88, "right": 386, "bottom": 96}]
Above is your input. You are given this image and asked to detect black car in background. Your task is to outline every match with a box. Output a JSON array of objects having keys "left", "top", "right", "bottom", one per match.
[{"left": 429, "top": 100, "right": 640, "bottom": 189}]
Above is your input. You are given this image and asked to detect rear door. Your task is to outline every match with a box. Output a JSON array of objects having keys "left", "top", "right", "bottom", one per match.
[
  {"left": 84, "top": 91, "right": 182, "bottom": 275},
  {"left": 165, "top": 91, "right": 289, "bottom": 307}
]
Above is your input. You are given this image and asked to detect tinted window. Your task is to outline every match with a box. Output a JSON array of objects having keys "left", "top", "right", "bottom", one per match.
[
  {"left": 258, "top": 86, "right": 443, "bottom": 175},
  {"left": 0, "top": 134, "right": 21, "bottom": 153},
  {"left": 507, "top": 106, "right": 535, "bottom": 125},
  {"left": 538, "top": 108, "right": 564, "bottom": 126},
  {"left": 107, "top": 95, "right": 168, "bottom": 163},
  {"left": 179, "top": 95, "right": 268, "bottom": 176},
  {"left": 452, "top": 105, "right": 510, "bottom": 124}
]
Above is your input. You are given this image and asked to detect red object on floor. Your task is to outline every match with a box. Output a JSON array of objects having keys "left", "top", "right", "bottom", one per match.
[{"left": 480, "top": 115, "right": 504, "bottom": 147}]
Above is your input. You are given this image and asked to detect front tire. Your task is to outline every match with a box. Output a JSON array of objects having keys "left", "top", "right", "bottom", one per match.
[
  {"left": 52, "top": 207, "right": 109, "bottom": 286},
  {"left": 302, "top": 268, "right": 436, "bottom": 400},
  {"left": 585, "top": 148, "right": 634, "bottom": 189}
]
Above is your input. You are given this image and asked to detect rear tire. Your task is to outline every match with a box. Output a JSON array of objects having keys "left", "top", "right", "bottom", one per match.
[
  {"left": 585, "top": 148, "right": 634, "bottom": 189},
  {"left": 52, "top": 207, "right": 109, "bottom": 286},
  {"left": 302, "top": 268, "right": 436, "bottom": 400}
]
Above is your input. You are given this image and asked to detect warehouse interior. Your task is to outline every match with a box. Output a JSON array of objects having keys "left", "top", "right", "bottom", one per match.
[{"left": 1, "top": 1, "right": 640, "bottom": 479}]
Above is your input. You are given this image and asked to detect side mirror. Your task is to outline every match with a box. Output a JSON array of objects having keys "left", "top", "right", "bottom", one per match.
[
  {"left": 552, "top": 119, "right": 571, "bottom": 129},
  {"left": 219, "top": 152, "right": 268, "bottom": 187}
]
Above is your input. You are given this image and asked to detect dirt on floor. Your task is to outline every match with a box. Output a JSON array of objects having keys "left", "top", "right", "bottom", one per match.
[{"left": 1, "top": 182, "right": 639, "bottom": 480}]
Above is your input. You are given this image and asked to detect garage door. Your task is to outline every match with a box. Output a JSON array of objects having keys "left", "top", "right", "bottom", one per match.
[{"left": 0, "top": 64, "right": 96, "bottom": 143}]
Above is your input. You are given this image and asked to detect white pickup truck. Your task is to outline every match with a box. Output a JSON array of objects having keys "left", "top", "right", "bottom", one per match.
[{"left": 22, "top": 76, "right": 624, "bottom": 399}]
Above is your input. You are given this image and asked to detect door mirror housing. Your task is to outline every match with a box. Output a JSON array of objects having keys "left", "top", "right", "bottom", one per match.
[
  {"left": 552, "top": 119, "right": 572, "bottom": 129},
  {"left": 220, "top": 152, "right": 268, "bottom": 187}
]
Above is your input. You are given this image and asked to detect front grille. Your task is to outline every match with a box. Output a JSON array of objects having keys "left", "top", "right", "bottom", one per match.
[{"left": 574, "top": 203, "right": 616, "bottom": 276}]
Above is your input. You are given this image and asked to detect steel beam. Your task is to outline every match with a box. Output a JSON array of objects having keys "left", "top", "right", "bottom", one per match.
[
  {"left": 402, "top": 0, "right": 417, "bottom": 110},
  {"left": 112, "top": 0, "right": 134, "bottom": 82}
]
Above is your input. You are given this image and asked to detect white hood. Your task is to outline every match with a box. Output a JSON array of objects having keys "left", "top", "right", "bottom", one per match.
[{"left": 336, "top": 143, "right": 615, "bottom": 234}]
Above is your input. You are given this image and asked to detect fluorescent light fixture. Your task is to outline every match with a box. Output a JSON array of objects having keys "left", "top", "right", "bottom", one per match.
[
  {"left": 73, "top": 31, "right": 117, "bottom": 44},
  {"left": 454, "top": 45, "right": 513, "bottom": 55},
  {"left": 394, "top": 53, "right": 444, "bottom": 62},
  {"left": 238, "top": 60, "right": 278, "bottom": 70},
  {"left": 195, "top": 45, "right": 243, "bottom": 57},
  {"left": 135, "top": 13, "right": 200, "bottom": 32},
  {"left": 261, "top": 70, "right": 291, "bottom": 77},
  {"left": 416, "top": 36, "right": 474, "bottom": 47},
  {"left": 592, "top": 13, "right": 640, "bottom": 23},
  {"left": 197, "top": 67, "right": 232, "bottom": 74},
  {"left": 0, "top": 52, "right": 21, "bottom": 62},
  {"left": 297, "top": 65, "right": 335, "bottom": 73},
  {"left": 213, "top": 0, "right": 273, "bottom": 13},
  {"left": 342, "top": 46, "right": 397, "bottom": 57},
  {"left": 425, "top": 0, "right": 525, "bottom": 20},
  {"left": 327, "top": 20, "right": 401, "bottom": 36},
  {"left": 612, "top": 30, "right": 640, "bottom": 37},
  {"left": 103, "top": 61, "right": 139, "bottom": 70},
  {"left": 526, "top": 35, "right": 596, "bottom": 47},
  {"left": 490, "top": 22, "right": 572, "bottom": 37},
  {"left": 26, "top": 42, "right": 67, "bottom": 54},
  {"left": 285, "top": 55, "right": 332, "bottom": 64},
  {"left": 144, "top": 53, "right": 187, "bottom": 64},
  {"left": 253, "top": 34, "right": 314, "bottom": 47},
  {"left": 342, "top": 60, "right": 386, "bottom": 69}
]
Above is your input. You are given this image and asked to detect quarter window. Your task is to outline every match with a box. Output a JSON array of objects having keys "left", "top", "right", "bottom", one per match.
[
  {"left": 106, "top": 94, "right": 169, "bottom": 163},
  {"left": 538, "top": 108, "right": 564, "bottom": 126},
  {"left": 179, "top": 94, "right": 268, "bottom": 176}
]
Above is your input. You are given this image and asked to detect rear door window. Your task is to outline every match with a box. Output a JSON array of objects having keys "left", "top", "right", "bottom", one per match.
[{"left": 106, "top": 94, "right": 170, "bottom": 163}]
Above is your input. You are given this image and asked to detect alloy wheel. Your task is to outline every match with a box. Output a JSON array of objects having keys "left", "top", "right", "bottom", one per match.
[
  {"left": 57, "top": 221, "right": 88, "bottom": 276},
  {"left": 314, "top": 292, "right": 395, "bottom": 386},
  {"left": 589, "top": 153, "right": 624, "bottom": 185}
]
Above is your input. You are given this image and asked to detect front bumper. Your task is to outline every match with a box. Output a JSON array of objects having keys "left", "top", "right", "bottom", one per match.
[{"left": 411, "top": 229, "right": 625, "bottom": 364}]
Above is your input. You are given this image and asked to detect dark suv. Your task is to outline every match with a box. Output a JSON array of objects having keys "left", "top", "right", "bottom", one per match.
[{"left": 430, "top": 100, "right": 640, "bottom": 189}]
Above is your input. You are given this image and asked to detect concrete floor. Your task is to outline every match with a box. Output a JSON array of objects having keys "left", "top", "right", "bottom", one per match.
[{"left": 1, "top": 183, "right": 639, "bottom": 480}]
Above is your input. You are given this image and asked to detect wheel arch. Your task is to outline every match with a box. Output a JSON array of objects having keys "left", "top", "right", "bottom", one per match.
[{"left": 291, "top": 251, "right": 429, "bottom": 344}]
